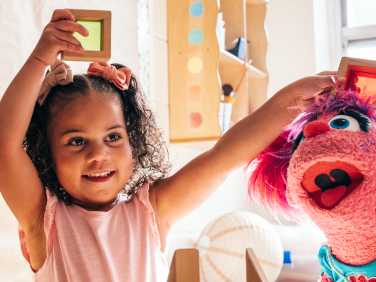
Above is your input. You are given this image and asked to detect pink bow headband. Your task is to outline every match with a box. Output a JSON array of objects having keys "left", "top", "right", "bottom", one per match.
[
  {"left": 37, "top": 60, "right": 132, "bottom": 106},
  {"left": 87, "top": 62, "right": 132, "bottom": 90}
]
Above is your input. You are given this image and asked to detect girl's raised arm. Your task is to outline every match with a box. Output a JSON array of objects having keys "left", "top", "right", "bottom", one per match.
[
  {"left": 0, "top": 9, "right": 87, "bottom": 270},
  {"left": 151, "top": 72, "right": 346, "bottom": 244}
]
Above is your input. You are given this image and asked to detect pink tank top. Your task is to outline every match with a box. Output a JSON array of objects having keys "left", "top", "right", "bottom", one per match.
[{"left": 18, "top": 183, "right": 168, "bottom": 282}]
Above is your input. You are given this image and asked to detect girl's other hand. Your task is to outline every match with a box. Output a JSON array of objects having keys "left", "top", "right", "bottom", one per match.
[
  {"left": 285, "top": 71, "right": 346, "bottom": 117},
  {"left": 31, "top": 9, "right": 89, "bottom": 66}
]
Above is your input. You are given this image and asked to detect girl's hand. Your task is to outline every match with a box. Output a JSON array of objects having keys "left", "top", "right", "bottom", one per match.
[
  {"left": 285, "top": 71, "right": 346, "bottom": 116},
  {"left": 31, "top": 9, "right": 89, "bottom": 66}
]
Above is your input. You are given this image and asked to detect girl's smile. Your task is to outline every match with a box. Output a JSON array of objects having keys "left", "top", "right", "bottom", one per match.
[
  {"left": 47, "top": 89, "right": 133, "bottom": 211},
  {"left": 83, "top": 171, "right": 116, "bottom": 182}
]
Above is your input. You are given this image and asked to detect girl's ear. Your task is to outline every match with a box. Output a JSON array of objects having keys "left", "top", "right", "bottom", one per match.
[{"left": 245, "top": 130, "right": 300, "bottom": 219}]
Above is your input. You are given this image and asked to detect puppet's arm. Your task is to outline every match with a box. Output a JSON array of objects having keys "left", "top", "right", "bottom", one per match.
[{"left": 151, "top": 73, "right": 346, "bottom": 236}]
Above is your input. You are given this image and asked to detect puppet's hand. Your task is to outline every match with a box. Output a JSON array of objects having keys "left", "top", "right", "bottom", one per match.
[
  {"left": 286, "top": 71, "right": 346, "bottom": 117},
  {"left": 30, "top": 9, "right": 88, "bottom": 66}
]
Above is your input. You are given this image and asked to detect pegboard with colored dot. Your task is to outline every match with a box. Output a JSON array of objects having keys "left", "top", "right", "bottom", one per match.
[{"left": 167, "top": 0, "right": 269, "bottom": 143}]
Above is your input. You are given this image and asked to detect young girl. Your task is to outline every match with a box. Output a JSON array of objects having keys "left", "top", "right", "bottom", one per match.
[{"left": 0, "top": 9, "right": 345, "bottom": 282}]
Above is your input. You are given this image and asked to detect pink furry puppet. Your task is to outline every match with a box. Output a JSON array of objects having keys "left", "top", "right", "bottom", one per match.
[{"left": 246, "top": 90, "right": 376, "bottom": 282}]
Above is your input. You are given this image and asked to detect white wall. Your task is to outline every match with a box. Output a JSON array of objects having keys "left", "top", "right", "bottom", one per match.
[
  {"left": 313, "top": 0, "right": 342, "bottom": 73},
  {"left": 0, "top": 0, "right": 140, "bottom": 100},
  {"left": 266, "top": 0, "right": 316, "bottom": 99}
]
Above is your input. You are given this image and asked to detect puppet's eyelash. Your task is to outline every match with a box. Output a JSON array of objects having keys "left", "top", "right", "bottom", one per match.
[
  {"left": 292, "top": 131, "right": 304, "bottom": 153},
  {"left": 292, "top": 111, "right": 371, "bottom": 154},
  {"left": 340, "top": 110, "right": 371, "bottom": 133}
]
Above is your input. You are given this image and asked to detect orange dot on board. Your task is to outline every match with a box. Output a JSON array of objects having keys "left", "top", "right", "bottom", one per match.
[
  {"left": 188, "top": 112, "right": 203, "bottom": 128},
  {"left": 187, "top": 85, "right": 201, "bottom": 102}
]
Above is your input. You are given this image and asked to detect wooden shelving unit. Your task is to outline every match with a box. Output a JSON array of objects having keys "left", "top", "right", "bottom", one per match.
[{"left": 167, "top": 0, "right": 268, "bottom": 143}]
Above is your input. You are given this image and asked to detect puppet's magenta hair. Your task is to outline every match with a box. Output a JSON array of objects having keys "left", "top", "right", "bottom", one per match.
[
  {"left": 245, "top": 130, "right": 302, "bottom": 219},
  {"left": 245, "top": 90, "right": 376, "bottom": 220}
]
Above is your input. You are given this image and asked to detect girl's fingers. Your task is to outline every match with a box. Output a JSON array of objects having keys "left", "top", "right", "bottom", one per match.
[
  {"left": 315, "top": 74, "right": 346, "bottom": 89},
  {"left": 332, "top": 75, "right": 346, "bottom": 86},
  {"left": 301, "top": 75, "right": 346, "bottom": 101},
  {"left": 51, "top": 9, "right": 75, "bottom": 23},
  {"left": 316, "top": 71, "right": 346, "bottom": 88},
  {"left": 53, "top": 20, "right": 89, "bottom": 37},
  {"left": 316, "top": 71, "right": 337, "bottom": 76},
  {"left": 57, "top": 38, "right": 85, "bottom": 54},
  {"left": 54, "top": 30, "right": 84, "bottom": 49}
]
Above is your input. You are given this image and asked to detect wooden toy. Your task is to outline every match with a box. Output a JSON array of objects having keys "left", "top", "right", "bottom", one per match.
[
  {"left": 167, "top": 249, "right": 200, "bottom": 282},
  {"left": 61, "top": 9, "right": 111, "bottom": 62},
  {"left": 337, "top": 57, "right": 376, "bottom": 97},
  {"left": 246, "top": 248, "right": 269, "bottom": 282},
  {"left": 167, "top": 248, "right": 268, "bottom": 282}
]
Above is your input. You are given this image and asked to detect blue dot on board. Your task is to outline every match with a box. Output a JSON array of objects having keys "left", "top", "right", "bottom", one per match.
[
  {"left": 188, "top": 29, "right": 204, "bottom": 44},
  {"left": 189, "top": 2, "right": 204, "bottom": 17}
]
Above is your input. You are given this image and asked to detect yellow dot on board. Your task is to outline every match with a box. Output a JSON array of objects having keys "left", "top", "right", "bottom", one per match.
[{"left": 187, "top": 57, "right": 203, "bottom": 73}]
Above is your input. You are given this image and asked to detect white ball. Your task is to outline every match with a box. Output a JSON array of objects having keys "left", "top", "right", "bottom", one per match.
[{"left": 195, "top": 211, "right": 283, "bottom": 282}]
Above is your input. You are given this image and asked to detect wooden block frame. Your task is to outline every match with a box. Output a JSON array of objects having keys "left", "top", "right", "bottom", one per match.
[
  {"left": 61, "top": 9, "right": 111, "bottom": 62},
  {"left": 167, "top": 249, "right": 200, "bottom": 282},
  {"left": 337, "top": 57, "right": 376, "bottom": 94},
  {"left": 246, "top": 248, "right": 269, "bottom": 282},
  {"left": 166, "top": 248, "right": 269, "bottom": 282}
]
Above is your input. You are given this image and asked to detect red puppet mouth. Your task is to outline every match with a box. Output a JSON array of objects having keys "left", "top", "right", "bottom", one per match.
[{"left": 301, "top": 161, "right": 364, "bottom": 210}]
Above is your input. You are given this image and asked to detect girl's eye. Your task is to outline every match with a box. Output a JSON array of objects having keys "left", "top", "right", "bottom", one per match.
[
  {"left": 69, "top": 138, "right": 86, "bottom": 146},
  {"left": 328, "top": 115, "right": 361, "bottom": 131},
  {"left": 106, "top": 133, "right": 120, "bottom": 142}
]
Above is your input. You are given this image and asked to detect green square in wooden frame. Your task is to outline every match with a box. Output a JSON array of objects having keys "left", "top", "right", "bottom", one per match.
[
  {"left": 61, "top": 9, "right": 111, "bottom": 62},
  {"left": 74, "top": 20, "right": 102, "bottom": 51}
]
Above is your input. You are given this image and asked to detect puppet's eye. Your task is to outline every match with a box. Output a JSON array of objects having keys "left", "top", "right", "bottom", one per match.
[{"left": 329, "top": 115, "right": 360, "bottom": 131}]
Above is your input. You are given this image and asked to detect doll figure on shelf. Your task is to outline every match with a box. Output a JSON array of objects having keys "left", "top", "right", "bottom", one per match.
[{"left": 247, "top": 89, "right": 376, "bottom": 282}]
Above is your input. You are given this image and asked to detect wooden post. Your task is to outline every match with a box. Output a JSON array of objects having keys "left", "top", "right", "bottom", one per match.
[
  {"left": 246, "top": 248, "right": 269, "bottom": 282},
  {"left": 167, "top": 249, "right": 200, "bottom": 282}
]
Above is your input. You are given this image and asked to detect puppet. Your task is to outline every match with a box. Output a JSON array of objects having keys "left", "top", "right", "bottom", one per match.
[{"left": 246, "top": 86, "right": 376, "bottom": 281}]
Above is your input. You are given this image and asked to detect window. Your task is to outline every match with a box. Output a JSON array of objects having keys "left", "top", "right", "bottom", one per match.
[{"left": 341, "top": 0, "right": 376, "bottom": 60}]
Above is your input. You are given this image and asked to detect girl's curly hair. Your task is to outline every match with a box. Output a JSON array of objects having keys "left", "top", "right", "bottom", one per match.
[{"left": 23, "top": 63, "right": 171, "bottom": 205}]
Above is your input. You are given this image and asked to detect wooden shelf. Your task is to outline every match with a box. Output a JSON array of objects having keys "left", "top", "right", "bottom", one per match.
[
  {"left": 219, "top": 50, "right": 267, "bottom": 78},
  {"left": 246, "top": 0, "right": 268, "bottom": 4},
  {"left": 219, "top": 49, "right": 245, "bottom": 65}
]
